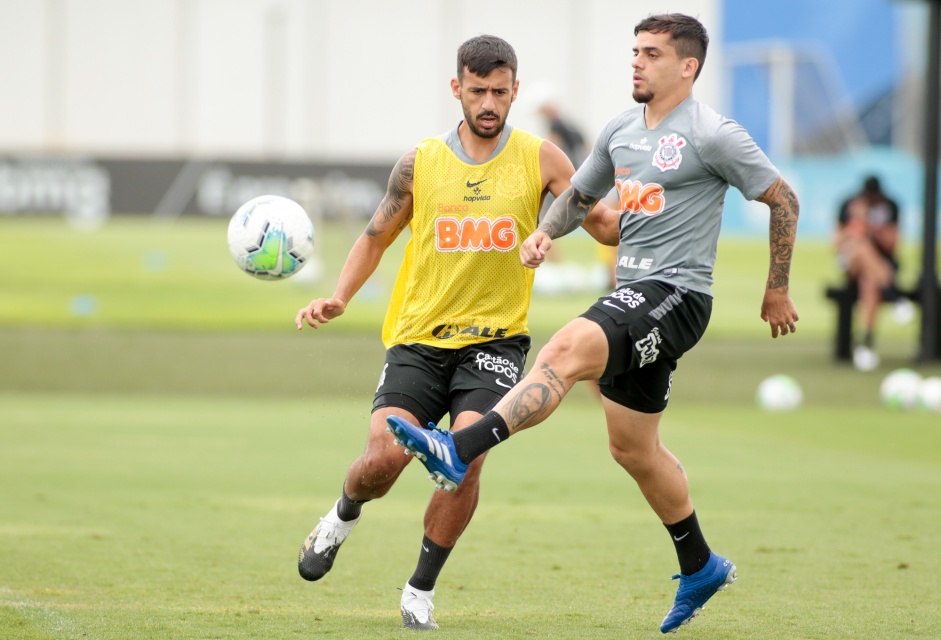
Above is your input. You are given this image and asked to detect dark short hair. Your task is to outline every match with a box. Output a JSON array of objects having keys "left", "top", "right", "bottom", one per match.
[
  {"left": 457, "top": 35, "right": 518, "bottom": 81},
  {"left": 863, "top": 175, "right": 882, "bottom": 194},
  {"left": 635, "top": 14, "right": 709, "bottom": 80}
]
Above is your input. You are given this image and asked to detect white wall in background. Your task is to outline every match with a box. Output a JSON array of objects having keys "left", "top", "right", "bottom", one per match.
[{"left": 0, "top": 0, "right": 720, "bottom": 162}]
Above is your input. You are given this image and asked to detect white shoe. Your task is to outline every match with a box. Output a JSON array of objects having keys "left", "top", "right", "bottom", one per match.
[
  {"left": 853, "top": 345, "right": 880, "bottom": 372},
  {"left": 400, "top": 583, "right": 438, "bottom": 630},
  {"left": 297, "top": 500, "right": 360, "bottom": 581}
]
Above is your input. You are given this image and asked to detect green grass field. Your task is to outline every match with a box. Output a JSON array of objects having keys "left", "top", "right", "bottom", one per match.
[{"left": 2, "top": 217, "right": 940, "bottom": 639}]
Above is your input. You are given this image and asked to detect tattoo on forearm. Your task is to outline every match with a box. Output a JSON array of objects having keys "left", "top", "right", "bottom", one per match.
[
  {"left": 504, "top": 363, "right": 567, "bottom": 432},
  {"left": 762, "top": 180, "right": 799, "bottom": 289},
  {"left": 538, "top": 188, "right": 598, "bottom": 239},
  {"left": 366, "top": 151, "right": 415, "bottom": 236},
  {"left": 538, "top": 362, "right": 566, "bottom": 401}
]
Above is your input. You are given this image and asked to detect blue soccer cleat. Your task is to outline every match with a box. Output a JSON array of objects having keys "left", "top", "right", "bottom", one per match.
[
  {"left": 660, "top": 552, "right": 737, "bottom": 633},
  {"left": 386, "top": 416, "right": 468, "bottom": 491}
]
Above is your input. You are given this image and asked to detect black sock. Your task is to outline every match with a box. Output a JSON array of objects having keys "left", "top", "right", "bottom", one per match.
[
  {"left": 664, "top": 511, "right": 712, "bottom": 576},
  {"left": 407, "top": 535, "right": 453, "bottom": 591},
  {"left": 863, "top": 331, "right": 874, "bottom": 348},
  {"left": 336, "top": 490, "right": 369, "bottom": 522},
  {"left": 452, "top": 411, "right": 509, "bottom": 464}
]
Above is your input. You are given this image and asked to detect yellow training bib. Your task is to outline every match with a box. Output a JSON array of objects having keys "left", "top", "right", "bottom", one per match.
[{"left": 382, "top": 128, "right": 544, "bottom": 349}]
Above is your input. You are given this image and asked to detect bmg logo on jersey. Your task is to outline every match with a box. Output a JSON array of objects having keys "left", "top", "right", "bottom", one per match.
[
  {"left": 475, "top": 352, "right": 520, "bottom": 386},
  {"left": 615, "top": 178, "right": 665, "bottom": 215},
  {"left": 436, "top": 216, "right": 517, "bottom": 252}
]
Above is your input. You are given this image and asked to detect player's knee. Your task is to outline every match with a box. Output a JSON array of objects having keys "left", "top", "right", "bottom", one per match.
[
  {"left": 358, "top": 445, "right": 409, "bottom": 483},
  {"left": 608, "top": 441, "right": 653, "bottom": 476},
  {"left": 537, "top": 326, "right": 604, "bottom": 381}
]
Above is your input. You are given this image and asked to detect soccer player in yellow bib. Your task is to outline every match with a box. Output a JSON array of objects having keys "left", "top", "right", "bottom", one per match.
[{"left": 295, "top": 35, "right": 608, "bottom": 630}]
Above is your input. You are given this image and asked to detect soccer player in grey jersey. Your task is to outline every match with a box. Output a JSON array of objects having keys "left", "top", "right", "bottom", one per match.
[
  {"left": 387, "top": 13, "right": 800, "bottom": 634},
  {"left": 576, "top": 95, "right": 781, "bottom": 296}
]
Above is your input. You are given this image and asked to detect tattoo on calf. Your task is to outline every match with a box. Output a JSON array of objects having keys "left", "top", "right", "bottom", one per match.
[
  {"left": 504, "top": 363, "right": 568, "bottom": 432},
  {"left": 506, "top": 383, "right": 552, "bottom": 431}
]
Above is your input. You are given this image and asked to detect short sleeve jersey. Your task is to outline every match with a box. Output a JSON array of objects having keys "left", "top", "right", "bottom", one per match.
[
  {"left": 382, "top": 124, "right": 544, "bottom": 349},
  {"left": 572, "top": 95, "right": 779, "bottom": 295}
]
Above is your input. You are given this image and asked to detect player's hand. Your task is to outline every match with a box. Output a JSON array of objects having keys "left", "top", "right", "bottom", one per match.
[
  {"left": 520, "top": 231, "right": 553, "bottom": 268},
  {"left": 295, "top": 298, "right": 347, "bottom": 330},
  {"left": 760, "top": 287, "right": 799, "bottom": 338}
]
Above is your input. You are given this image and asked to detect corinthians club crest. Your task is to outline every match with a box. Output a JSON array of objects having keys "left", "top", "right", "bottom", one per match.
[{"left": 652, "top": 133, "right": 686, "bottom": 172}]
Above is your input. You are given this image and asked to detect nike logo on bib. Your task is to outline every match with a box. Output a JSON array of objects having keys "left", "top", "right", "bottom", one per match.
[{"left": 466, "top": 178, "right": 488, "bottom": 188}]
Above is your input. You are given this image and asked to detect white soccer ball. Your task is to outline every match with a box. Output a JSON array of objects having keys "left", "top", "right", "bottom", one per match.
[
  {"left": 227, "top": 195, "right": 314, "bottom": 280},
  {"left": 852, "top": 345, "right": 879, "bottom": 372},
  {"left": 756, "top": 374, "right": 803, "bottom": 411},
  {"left": 917, "top": 376, "right": 941, "bottom": 413},
  {"left": 879, "top": 368, "right": 923, "bottom": 411}
]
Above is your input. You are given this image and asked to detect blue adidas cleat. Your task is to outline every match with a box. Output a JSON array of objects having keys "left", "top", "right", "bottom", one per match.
[
  {"left": 660, "top": 552, "right": 737, "bottom": 633},
  {"left": 386, "top": 416, "right": 468, "bottom": 491}
]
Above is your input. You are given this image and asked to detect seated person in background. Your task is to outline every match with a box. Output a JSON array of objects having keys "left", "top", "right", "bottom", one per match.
[{"left": 834, "top": 175, "right": 900, "bottom": 368}]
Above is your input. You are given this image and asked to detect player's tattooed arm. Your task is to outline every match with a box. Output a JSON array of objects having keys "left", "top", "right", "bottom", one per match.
[
  {"left": 366, "top": 150, "right": 415, "bottom": 238},
  {"left": 757, "top": 177, "right": 800, "bottom": 290},
  {"left": 504, "top": 363, "right": 567, "bottom": 433},
  {"left": 538, "top": 186, "right": 601, "bottom": 239},
  {"left": 327, "top": 150, "right": 414, "bottom": 307}
]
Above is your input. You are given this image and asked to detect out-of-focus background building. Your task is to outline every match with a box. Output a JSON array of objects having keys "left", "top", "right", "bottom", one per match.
[{"left": 0, "top": 0, "right": 936, "bottom": 239}]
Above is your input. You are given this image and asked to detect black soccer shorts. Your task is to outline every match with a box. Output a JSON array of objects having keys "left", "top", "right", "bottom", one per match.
[
  {"left": 372, "top": 334, "right": 531, "bottom": 428},
  {"left": 581, "top": 281, "right": 712, "bottom": 413}
]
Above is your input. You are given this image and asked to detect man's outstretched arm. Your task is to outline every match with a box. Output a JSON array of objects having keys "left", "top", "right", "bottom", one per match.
[{"left": 756, "top": 177, "right": 800, "bottom": 338}]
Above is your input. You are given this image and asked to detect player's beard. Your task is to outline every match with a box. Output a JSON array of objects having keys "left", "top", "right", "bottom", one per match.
[
  {"left": 462, "top": 105, "right": 508, "bottom": 139},
  {"left": 632, "top": 88, "right": 653, "bottom": 103}
]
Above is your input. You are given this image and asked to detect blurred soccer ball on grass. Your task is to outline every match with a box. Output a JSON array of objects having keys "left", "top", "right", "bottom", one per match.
[
  {"left": 227, "top": 195, "right": 315, "bottom": 280},
  {"left": 879, "top": 368, "right": 922, "bottom": 411},
  {"left": 755, "top": 374, "right": 803, "bottom": 411},
  {"left": 916, "top": 376, "right": 941, "bottom": 413}
]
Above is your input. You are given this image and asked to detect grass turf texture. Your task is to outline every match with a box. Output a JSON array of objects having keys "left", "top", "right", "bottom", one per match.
[
  {"left": 2, "top": 217, "right": 941, "bottom": 638},
  {"left": 2, "top": 395, "right": 939, "bottom": 639}
]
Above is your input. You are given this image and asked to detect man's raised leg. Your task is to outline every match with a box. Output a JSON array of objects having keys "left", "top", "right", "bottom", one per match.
[{"left": 388, "top": 318, "right": 608, "bottom": 488}]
